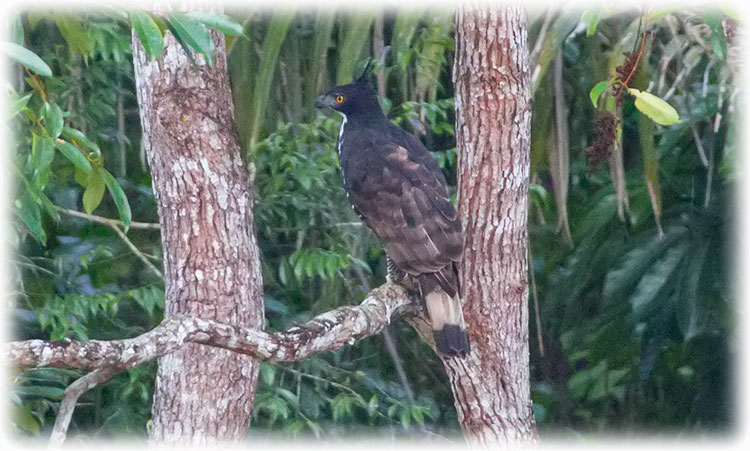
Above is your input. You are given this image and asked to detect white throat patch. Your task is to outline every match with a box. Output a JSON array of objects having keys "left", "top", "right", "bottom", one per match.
[{"left": 337, "top": 114, "right": 347, "bottom": 157}]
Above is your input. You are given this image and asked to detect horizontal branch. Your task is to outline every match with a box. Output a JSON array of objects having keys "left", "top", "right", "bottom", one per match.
[
  {"left": 56, "top": 206, "right": 161, "bottom": 230},
  {"left": 6, "top": 283, "right": 417, "bottom": 371}
]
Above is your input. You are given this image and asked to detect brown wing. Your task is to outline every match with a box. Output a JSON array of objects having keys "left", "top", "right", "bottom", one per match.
[{"left": 346, "top": 142, "right": 463, "bottom": 278}]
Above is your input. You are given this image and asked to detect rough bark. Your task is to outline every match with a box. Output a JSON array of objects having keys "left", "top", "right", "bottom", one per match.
[
  {"left": 7, "top": 283, "right": 415, "bottom": 370},
  {"left": 132, "top": 5, "right": 263, "bottom": 444},
  {"left": 449, "top": 4, "right": 537, "bottom": 447}
]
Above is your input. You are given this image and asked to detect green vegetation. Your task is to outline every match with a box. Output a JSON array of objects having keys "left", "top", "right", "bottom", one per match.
[{"left": 7, "top": 6, "right": 736, "bottom": 440}]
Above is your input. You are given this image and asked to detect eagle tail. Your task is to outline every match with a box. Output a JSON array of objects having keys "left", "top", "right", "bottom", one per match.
[{"left": 425, "top": 289, "right": 470, "bottom": 358}]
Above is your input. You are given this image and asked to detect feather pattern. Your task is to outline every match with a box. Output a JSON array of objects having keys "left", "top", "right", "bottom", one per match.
[{"left": 317, "top": 77, "right": 470, "bottom": 357}]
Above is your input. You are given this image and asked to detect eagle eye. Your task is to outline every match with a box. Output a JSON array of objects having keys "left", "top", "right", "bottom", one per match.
[{"left": 335, "top": 95, "right": 345, "bottom": 104}]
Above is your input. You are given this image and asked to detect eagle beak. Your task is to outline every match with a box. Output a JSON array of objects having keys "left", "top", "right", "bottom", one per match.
[{"left": 315, "top": 95, "right": 335, "bottom": 109}]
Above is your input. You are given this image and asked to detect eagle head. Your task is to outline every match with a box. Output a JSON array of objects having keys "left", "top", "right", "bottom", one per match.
[{"left": 315, "top": 64, "right": 382, "bottom": 118}]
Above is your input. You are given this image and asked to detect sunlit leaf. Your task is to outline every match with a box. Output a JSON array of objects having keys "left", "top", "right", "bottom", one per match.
[
  {"left": 628, "top": 88, "right": 681, "bottom": 125},
  {"left": 589, "top": 80, "right": 610, "bottom": 108},
  {"left": 83, "top": 167, "right": 106, "bottom": 214},
  {"left": 54, "top": 140, "right": 92, "bottom": 174},
  {"left": 581, "top": 9, "right": 601, "bottom": 37}
]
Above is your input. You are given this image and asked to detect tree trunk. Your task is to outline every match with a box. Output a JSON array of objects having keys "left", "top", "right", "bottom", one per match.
[
  {"left": 449, "top": 5, "right": 537, "bottom": 447},
  {"left": 132, "top": 6, "right": 264, "bottom": 444}
]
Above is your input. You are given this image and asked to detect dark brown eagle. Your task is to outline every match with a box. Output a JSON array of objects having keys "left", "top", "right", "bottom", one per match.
[{"left": 315, "top": 69, "right": 470, "bottom": 358}]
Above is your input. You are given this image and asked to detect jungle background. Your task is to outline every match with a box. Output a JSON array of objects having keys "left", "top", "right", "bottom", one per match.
[{"left": 5, "top": 4, "right": 739, "bottom": 442}]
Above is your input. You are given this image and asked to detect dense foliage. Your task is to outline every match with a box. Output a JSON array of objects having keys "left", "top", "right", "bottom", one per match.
[{"left": 6, "top": 6, "right": 738, "bottom": 441}]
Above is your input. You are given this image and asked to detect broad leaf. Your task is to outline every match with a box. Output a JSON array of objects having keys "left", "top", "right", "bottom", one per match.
[
  {"left": 8, "top": 93, "right": 32, "bottom": 118},
  {"left": 32, "top": 135, "right": 55, "bottom": 176},
  {"left": 43, "top": 102, "right": 64, "bottom": 139},
  {"left": 589, "top": 80, "right": 610, "bottom": 108},
  {"left": 628, "top": 88, "right": 681, "bottom": 125},
  {"left": 185, "top": 11, "right": 245, "bottom": 36},
  {"left": 83, "top": 167, "right": 106, "bottom": 214},
  {"left": 1, "top": 42, "right": 52, "bottom": 77},
  {"left": 581, "top": 9, "right": 601, "bottom": 37},
  {"left": 54, "top": 140, "right": 92, "bottom": 174},
  {"left": 16, "top": 191, "right": 46, "bottom": 244},
  {"left": 102, "top": 169, "right": 132, "bottom": 230},
  {"left": 630, "top": 242, "right": 689, "bottom": 319},
  {"left": 167, "top": 13, "right": 215, "bottom": 68},
  {"left": 55, "top": 17, "right": 93, "bottom": 56},
  {"left": 130, "top": 10, "right": 164, "bottom": 61}
]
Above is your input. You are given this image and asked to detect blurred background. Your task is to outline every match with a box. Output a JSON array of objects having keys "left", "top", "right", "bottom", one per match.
[{"left": 6, "top": 4, "right": 738, "bottom": 442}]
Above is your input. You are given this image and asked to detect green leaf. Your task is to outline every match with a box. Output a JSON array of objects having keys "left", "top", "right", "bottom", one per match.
[
  {"left": 167, "top": 13, "right": 215, "bottom": 68},
  {"left": 43, "top": 102, "right": 64, "bottom": 139},
  {"left": 185, "top": 11, "right": 245, "bottom": 36},
  {"left": 336, "top": 14, "right": 374, "bottom": 85},
  {"left": 55, "top": 16, "right": 93, "bottom": 56},
  {"left": 54, "top": 140, "right": 92, "bottom": 174},
  {"left": 10, "top": 14, "right": 24, "bottom": 45},
  {"left": 628, "top": 88, "right": 681, "bottom": 125},
  {"left": 11, "top": 404, "right": 40, "bottom": 435},
  {"left": 32, "top": 135, "right": 55, "bottom": 176},
  {"left": 677, "top": 241, "right": 709, "bottom": 340},
  {"left": 62, "top": 127, "right": 101, "bottom": 157},
  {"left": 13, "top": 385, "right": 65, "bottom": 399},
  {"left": 630, "top": 243, "right": 689, "bottom": 319},
  {"left": 249, "top": 12, "right": 294, "bottom": 148},
  {"left": 130, "top": 10, "right": 164, "bottom": 61},
  {"left": 83, "top": 167, "right": 106, "bottom": 214},
  {"left": 701, "top": 12, "right": 726, "bottom": 60},
  {"left": 102, "top": 169, "right": 132, "bottom": 230},
  {"left": 1, "top": 43, "right": 52, "bottom": 77},
  {"left": 638, "top": 108, "right": 663, "bottom": 231},
  {"left": 8, "top": 93, "right": 32, "bottom": 119},
  {"left": 603, "top": 226, "right": 688, "bottom": 304},
  {"left": 589, "top": 80, "right": 610, "bottom": 108},
  {"left": 581, "top": 9, "right": 600, "bottom": 37},
  {"left": 400, "top": 406, "right": 411, "bottom": 430},
  {"left": 16, "top": 191, "right": 46, "bottom": 244}
]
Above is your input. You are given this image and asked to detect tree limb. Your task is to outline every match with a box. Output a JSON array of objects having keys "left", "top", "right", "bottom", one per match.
[
  {"left": 48, "top": 367, "right": 119, "bottom": 446},
  {"left": 7, "top": 283, "right": 418, "bottom": 371}
]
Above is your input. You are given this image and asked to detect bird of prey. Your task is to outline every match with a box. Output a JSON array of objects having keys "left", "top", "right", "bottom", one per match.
[{"left": 315, "top": 67, "right": 470, "bottom": 358}]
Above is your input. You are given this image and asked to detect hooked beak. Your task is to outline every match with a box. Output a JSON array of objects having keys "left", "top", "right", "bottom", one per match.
[{"left": 315, "top": 95, "right": 336, "bottom": 109}]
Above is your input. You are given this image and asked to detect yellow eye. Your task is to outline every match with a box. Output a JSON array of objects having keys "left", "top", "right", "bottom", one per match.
[{"left": 335, "top": 95, "right": 345, "bottom": 104}]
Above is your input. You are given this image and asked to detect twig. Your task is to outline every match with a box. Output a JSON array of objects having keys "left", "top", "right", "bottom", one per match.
[
  {"left": 55, "top": 207, "right": 160, "bottom": 230},
  {"left": 529, "top": 8, "right": 555, "bottom": 71},
  {"left": 691, "top": 125, "right": 709, "bottom": 168},
  {"left": 56, "top": 207, "right": 163, "bottom": 278},
  {"left": 528, "top": 246, "right": 544, "bottom": 358},
  {"left": 621, "top": 30, "right": 648, "bottom": 90},
  {"left": 48, "top": 367, "right": 118, "bottom": 446},
  {"left": 110, "top": 224, "right": 163, "bottom": 279}
]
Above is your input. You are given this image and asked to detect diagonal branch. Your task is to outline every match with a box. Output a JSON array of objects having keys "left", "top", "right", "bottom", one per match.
[
  {"left": 7, "top": 283, "right": 418, "bottom": 371},
  {"left": 56, "top": 207, "right": 163, "bottom": 278},
  {"left": 8, "top": 283, "right": 420, "bottom": 445},
  {"left": 48, "top": 367, "right": 119, "bottom": 445}
]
